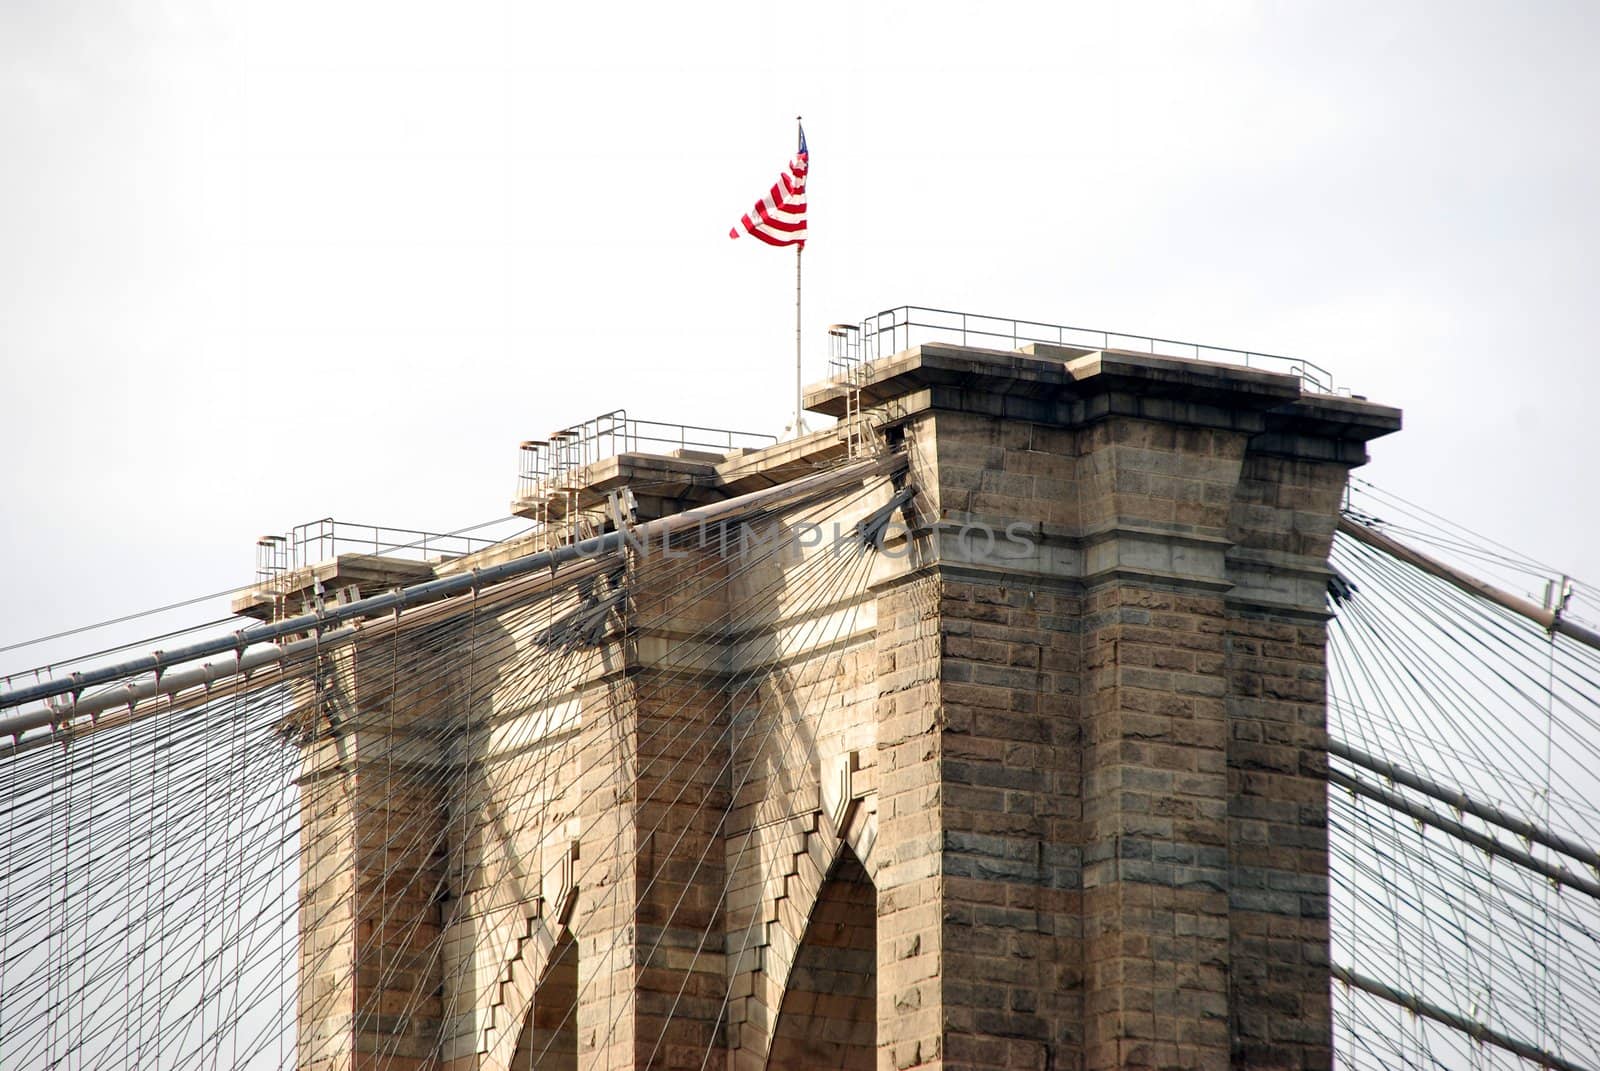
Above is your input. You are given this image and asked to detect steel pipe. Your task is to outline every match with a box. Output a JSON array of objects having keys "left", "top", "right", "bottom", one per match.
[
  {"left": 1328, "top": 737, "right": 1600, "bottom": 873},
  {"left": 1333, "top": 964, "right": 1593, "bottom": 1071},
  {"left": 0, "top": 453, "right": 902, "bottom": 734},
  {"left": 1337, "top": 515, "right": 1600, "bottom": 653},
  {"left": 1329, "top": 767, "right": 1600, "bottom": 900}
]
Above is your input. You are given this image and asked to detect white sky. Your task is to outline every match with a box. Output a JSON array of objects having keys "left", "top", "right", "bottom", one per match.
[{"left": 3, "top": 0, "right": 1598, "bottom": 673}]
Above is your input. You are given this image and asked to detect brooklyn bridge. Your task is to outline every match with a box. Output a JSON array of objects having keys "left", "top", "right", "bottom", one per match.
[{"left": 3, "top": 309, "right": 1597, "bottom": 1071}]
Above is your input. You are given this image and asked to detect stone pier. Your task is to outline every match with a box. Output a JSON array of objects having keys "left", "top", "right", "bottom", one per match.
[{"left": 256, "top": 341, "right": 1398, "bottom": 1070}]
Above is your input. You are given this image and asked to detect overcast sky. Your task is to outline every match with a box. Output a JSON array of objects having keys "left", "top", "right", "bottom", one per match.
[{"left": 2, "top": 0, "right": 1597, "bottom": 673}]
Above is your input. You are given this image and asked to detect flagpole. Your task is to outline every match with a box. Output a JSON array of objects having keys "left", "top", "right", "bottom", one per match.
[
  {"left": 795, "top": 244, "right": 804, "bottom": 438},
  {"left": 792, "top": 115, "right": 807, "bottom": 439}
]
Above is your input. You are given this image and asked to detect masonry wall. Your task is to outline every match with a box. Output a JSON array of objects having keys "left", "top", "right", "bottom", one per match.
[
  {"left": 1223, "top": 454, "right": 1352, "bottom": 1068},
  {"left": 296, "top": 629, "right": 459, "bottom": 1071},
  {"left": 853, "top": 348, "right": 1393, "bottom": 1071},
  {"left": 288, "top": 344, "right": 1396, "bottom": 1071},
  {"left": 439, "top": 593, "right": 594, "bottom": 1071},
  {"left": 718, "top": 484, "right": 887, "bottom": 1069}
]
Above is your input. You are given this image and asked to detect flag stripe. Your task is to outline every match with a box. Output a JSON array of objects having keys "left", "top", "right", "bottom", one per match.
[
  {"left": 771, "top": 179, "right": 805, "bottom": 211},
  {"left": 754, "top": 199, "right": 805, "bottom": 233},
  {"left": 736, "top": 218, "right": 805, "bottom": 246},
  {"left": 730, "top": 144, "right": 808, "bottom": 248}
]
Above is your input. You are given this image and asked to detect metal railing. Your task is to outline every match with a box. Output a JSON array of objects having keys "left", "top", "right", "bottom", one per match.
[
  {"left": 516, "top": 410, "right": 777, "bottom": 501},
  {"left": 855, "top": 305, "right": 1340, "bottom": 395},
  {"left": 254, "top": 535, "right": 288, "bottom": 586},
  {"left": 253, "top": 520, "right": 502, "bottom": 588}
]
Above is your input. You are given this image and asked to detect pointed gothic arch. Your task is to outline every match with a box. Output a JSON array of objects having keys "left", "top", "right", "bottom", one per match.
[
  {"left": 510, "top": 930, "right": 577, "bottom": 1070},
  {"left": 764, "top": 843, "right": 877, "bottom": 1070}
]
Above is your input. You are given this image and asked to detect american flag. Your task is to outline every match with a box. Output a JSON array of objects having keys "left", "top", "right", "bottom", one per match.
[{"left": 729, "top": 126, "right": 808, "bottom": 247}]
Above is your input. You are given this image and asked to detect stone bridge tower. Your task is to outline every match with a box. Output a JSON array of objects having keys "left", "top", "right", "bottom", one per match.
[{"left": 263, "top": 342, "right": 1398, "bottom": 1071}]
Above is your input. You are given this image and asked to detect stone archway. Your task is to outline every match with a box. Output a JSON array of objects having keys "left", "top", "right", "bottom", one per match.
[
  {"left": 764, "top": 845, "right": 876, "bottom": 1070},
  {"left": 510, "top": 930, "right": 577, "bottom": 1070}
]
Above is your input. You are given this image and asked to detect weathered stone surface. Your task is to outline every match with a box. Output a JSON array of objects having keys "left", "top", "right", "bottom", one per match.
[{"left": 287, "top": 345, "right": 1398, "bottom": 1071}]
